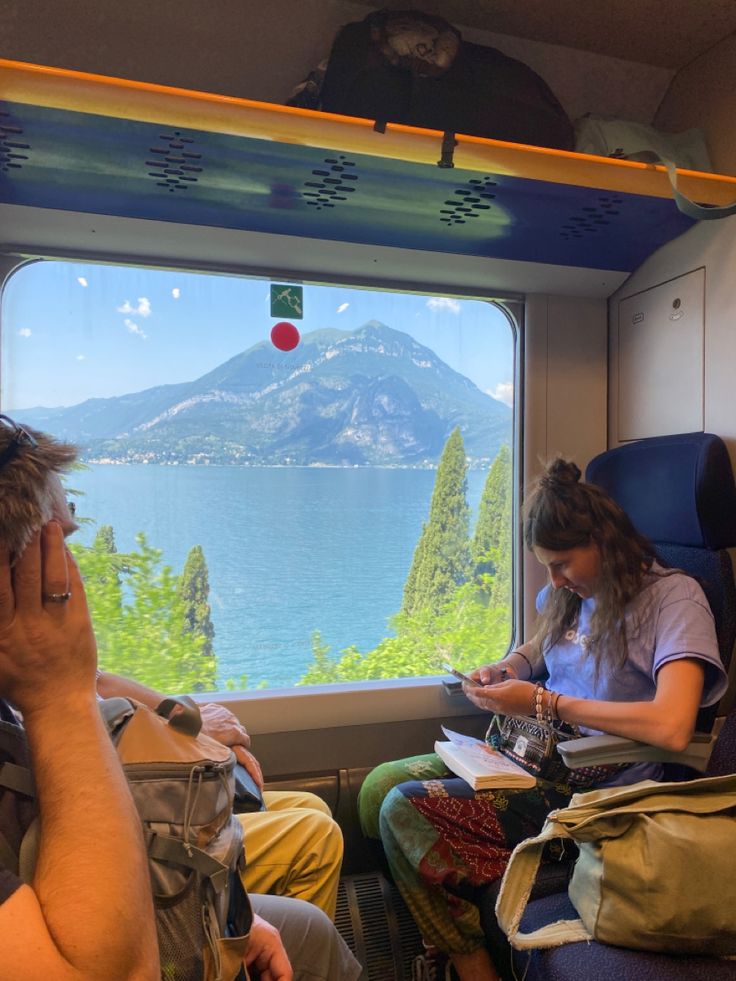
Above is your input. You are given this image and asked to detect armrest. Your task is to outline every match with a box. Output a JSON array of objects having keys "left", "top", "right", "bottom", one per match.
[{"left": 557, "top": 731, "right": 715, "bottom": 773}]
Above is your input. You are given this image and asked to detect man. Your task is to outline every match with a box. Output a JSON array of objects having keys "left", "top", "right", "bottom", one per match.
[
  {"left": 0, "top": 414, "right": 361, "bottom": 981},
  {"left": 0, "top": 472, "right": 159, "bottom": 976}
]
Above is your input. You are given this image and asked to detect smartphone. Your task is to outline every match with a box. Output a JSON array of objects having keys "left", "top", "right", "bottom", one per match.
[{"left": 442, "top": 662, "right": 482, "bottom": 687}]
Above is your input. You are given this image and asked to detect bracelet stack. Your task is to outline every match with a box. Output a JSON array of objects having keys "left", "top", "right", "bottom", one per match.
[{"left": 533, "top": 684, "right": 563, "bottom": 724}]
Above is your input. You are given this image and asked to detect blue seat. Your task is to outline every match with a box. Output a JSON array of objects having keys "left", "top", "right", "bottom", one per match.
[{"left": 480, "top": 431, "right": 736, "bottom": 980}]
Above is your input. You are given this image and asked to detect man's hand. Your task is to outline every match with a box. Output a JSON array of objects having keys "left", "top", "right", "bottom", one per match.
[
  {"left": 199, "top": 702, "right": 264, "bottom": 789},
  {"left": 244, "top": 913, "right": 293, "bottom": 981},
  {"left": 0, "top": 523, "right": 96, "bottom": 716}
]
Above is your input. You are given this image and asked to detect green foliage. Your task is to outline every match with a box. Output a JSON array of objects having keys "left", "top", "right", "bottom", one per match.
[
  {"left": 299, "top": 437, "right": 514, "bottom": 686},
  {"left": 179, "top": 545, "right": 215, "bottom": 658},
  {"left": 472, "top": 443, "right": 512, "bottom": 610},
  {"left": 299, "top": 577, "right": 510, "bottom": 684},
  {"left": 71, "top": 533, "right": 217, "bottom": 693},
  {"left": 402, "top": 427, "right": 471, "bottom": 617}
]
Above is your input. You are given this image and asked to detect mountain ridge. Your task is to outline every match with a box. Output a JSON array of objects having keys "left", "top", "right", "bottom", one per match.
[{"left": 14, "top": 321, "right": 511, "bottom": 467}]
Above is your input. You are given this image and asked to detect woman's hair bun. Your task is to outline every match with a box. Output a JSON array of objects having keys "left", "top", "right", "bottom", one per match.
[{"left": 540, "top": 457, "right": 581, "bottom": 489}]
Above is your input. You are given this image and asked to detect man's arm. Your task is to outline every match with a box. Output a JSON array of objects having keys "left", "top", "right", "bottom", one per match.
[{"left": 0, "top": 523, "right": 158, "bottom": 979}]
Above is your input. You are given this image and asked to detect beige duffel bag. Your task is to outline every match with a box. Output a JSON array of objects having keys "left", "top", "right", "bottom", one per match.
[{"left": 495, "top": 773, "right": 736, "bottom": 956}]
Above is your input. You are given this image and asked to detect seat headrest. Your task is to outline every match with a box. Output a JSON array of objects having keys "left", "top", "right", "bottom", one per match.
[{"left": 585, "top": 432, "right": 736, "bottom": 550}]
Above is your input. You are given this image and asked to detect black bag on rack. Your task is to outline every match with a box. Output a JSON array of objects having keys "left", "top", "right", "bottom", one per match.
[{"left": 318, "top": 9, "right": 574, "bottom": 151}]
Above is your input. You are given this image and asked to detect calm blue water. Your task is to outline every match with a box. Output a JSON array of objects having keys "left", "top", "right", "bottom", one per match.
[{"left": 72, "top": 465, "right": 487, "bottom": 687}]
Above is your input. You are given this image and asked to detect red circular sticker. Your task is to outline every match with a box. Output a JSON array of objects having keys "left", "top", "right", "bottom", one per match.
[{"left": 270, "top": 321, "right": 300, "bottom": 351}]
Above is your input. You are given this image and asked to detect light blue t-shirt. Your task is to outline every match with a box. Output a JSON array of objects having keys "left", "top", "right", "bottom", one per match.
[{"left": 536, "top": 566, "right": 728, "bottom": 784}]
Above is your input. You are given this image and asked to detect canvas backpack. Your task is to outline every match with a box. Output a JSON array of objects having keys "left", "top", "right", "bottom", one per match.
[
  {"left": 0, "top": 695, "right": 252, "bottom": 981},
  {"left": 495, "top": 773, "right": 736, "bottom": 956},
  {"left": 317, "top": 10, "right": 574, "bottom": 152},
  {"left": 574, "top": 114, "right": 736, "bottom": 220}
]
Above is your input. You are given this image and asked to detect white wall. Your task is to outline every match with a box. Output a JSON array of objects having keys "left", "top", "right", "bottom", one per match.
[
  {"left": 523, "top": 294, "right": 608, "bottom": 631},
  {"left": 608, "top": 217, "right": 736, "bottom": 466},
  {"left": 656, "top": 32, "right": 736, "bottom": 176}
]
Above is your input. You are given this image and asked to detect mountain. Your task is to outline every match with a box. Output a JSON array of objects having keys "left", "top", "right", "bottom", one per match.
[{"left": 14, "top": 322, "right": 511, "bottom": 466}]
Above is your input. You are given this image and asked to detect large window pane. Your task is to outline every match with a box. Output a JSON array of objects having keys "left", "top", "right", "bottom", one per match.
[{"left": 2, "top": 261, "right": 515, "bottom": 691}]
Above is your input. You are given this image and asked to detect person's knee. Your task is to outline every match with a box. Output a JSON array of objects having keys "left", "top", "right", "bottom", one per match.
[
  {"left": 250, "top": 894, "right": 361, "bottom": 980},
  {"left": 359, "top": 756, "right": 437, "bottom": 839},
  {"left": 299, "top": 809, "right": 344, "bottom": 864},
  {"left": 377, "top": 785, "right": 404, "bottom": 839},
  {"left": 298, "top": 792, "right": 332, "bottom": 818}
]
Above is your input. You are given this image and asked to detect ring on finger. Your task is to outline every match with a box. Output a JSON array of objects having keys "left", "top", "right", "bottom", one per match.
[{"left": 43, "top": 591, "right": 72, "bottom": 603}]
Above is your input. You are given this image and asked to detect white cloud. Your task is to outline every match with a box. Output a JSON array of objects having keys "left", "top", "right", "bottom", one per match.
[
  {"left": 124, "top": 318, "right": 147, "bottom": 339},
  {"left": 18, "top": 327, "right": 32, "bottom": 338},
  {"left": 76, "top": 354, "right": 86, "bottom": 361},
  {"left": 489, "top": 381, "right": 514, "bottom": 406},
  {"left": 427, "top": 296, "right": 461, "bottom": 314},
  {"left": 117, "top": 297, "right": 152, "bottom": 317},
  {"left": 77, "top": 277, "right": 88, "bottom": 288},
  {"left": 172, "top": 288, "right": 181, "bottom": 299},
  {"left": 336, "top": 302, "right": 349, "bottom": 314}
]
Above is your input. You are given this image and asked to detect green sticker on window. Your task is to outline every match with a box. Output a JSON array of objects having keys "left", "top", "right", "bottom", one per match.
[{"left": 270, "top": 284, "right": 303, "bottom": 319}]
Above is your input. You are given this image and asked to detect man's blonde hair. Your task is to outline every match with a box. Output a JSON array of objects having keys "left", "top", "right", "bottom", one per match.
[{"left": 0, "top": 418, "right": 78, "bottom": 555}]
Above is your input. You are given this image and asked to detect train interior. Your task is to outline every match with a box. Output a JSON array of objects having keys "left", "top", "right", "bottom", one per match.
[{"left": 2, "top": 1, "right": 736, "bottom": 977}]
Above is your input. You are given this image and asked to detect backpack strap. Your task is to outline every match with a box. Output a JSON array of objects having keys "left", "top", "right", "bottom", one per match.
[
  {"left": 627, "top": 151, "right": 736, "bottom": 220},
  {"left": 149, "top": 834, "right": 231, "bottom": 893},
  {"left": 495, "top": 818, "right": 592, "bottom": 950},
  {"left": 0, "top": 761, "right": 35, "bottom": 798}
]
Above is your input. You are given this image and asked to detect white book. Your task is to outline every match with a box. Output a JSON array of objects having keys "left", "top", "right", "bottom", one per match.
[{"left": 435, "top": 726, "right": 536, "bottom": 790}]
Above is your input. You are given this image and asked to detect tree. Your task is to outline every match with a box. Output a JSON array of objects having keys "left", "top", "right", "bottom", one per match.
[
  {"left": 94, "top": 524, "right": 117, "bottom": 554},
  {"left": 402, "top": 427, "right": 472, "bottom": 617},
  {"left": 299, "top": 577, "right": 510, "bottom": 685},
  {"left": 71, "top": 533, "right": 217, "bottom": 693},
  {"left": 299, "top": 441, "right": 514, "bottom": 686},
  {"left": 179, "top": 545, "right": 215, "bottom": 658},
  {"left": 472, "top": 445, "right": 511, "bottom": 572}
]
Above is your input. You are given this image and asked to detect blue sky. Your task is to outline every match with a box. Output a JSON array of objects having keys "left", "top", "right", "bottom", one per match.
[{"left": 2, "top": 261, "right": 515, "bottom": 411}]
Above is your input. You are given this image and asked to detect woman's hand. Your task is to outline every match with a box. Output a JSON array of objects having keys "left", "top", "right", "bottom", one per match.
[
  {"left": 468, "top": 663, "right": 514, "bottom": 686},
  {"left": 463, "top": 679, "right": 537, "bottom": 717}
]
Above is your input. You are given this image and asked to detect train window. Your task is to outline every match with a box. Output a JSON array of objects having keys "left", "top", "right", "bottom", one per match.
[{"left": 2, "top": 260, "right": 516, "bottom": 692}]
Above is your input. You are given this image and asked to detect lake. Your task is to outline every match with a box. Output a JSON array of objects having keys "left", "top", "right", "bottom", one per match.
[{"left": 72, "top": 464, "right": 487, "bottom": 687}]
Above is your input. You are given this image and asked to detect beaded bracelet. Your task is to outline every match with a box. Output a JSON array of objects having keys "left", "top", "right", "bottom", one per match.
[{"left": 534, "top": 684, "right": 546, "bottom": 722}]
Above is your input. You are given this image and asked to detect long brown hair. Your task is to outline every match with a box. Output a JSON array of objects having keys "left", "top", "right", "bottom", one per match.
[
  {"left": 523, "top": 457, "right": 659, "bottom": 672},
  {"left": 0, "top": 418, "right": 77, "bottom": 556}
]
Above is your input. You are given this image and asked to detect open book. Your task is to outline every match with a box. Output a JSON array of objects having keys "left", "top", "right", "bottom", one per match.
[{"left": 435, "top": 726, "right": 536, "bottom": 790}]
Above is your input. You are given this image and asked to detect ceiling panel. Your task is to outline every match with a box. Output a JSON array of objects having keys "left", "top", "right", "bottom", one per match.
[{"left": 346, "top": 0, "right": 736, "bottom": 68}]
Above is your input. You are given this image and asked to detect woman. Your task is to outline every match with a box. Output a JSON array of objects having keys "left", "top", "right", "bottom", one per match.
[{"left": 359, "top": 458, "right": 728, "bottom": 981}]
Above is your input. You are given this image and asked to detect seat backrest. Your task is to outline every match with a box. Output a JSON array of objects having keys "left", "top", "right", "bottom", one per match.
[{"left": 586, "top": 432, "right": 736, "bottom": 731}]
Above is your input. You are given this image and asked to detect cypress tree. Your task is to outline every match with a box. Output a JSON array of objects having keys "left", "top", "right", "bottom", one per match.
[
  {"left": 472, "top": 444, "right": 512, "bottom": 577},
  {"left": 179, "top": 545, "right": 215, "bottom": 658},
  {"left": 402, "top": 427, "right": 471, "bottom": 616},
  {"left": 94, "top": 524, "right": 117, "bottom": 553}
]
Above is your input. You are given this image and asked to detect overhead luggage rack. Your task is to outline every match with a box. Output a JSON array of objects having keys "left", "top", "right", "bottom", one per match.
[{"left": 2, "top": 59, "right": 735, "bottom": 273}]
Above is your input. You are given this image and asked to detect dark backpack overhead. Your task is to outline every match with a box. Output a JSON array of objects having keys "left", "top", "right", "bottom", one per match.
[{"left": 318, "top": 9, "right": 574, "bottom": 152}]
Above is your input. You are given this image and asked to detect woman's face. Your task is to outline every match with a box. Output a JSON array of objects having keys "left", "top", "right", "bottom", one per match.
[{"left": 534, "top": 543, "right": 602, "bottom": 599}]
